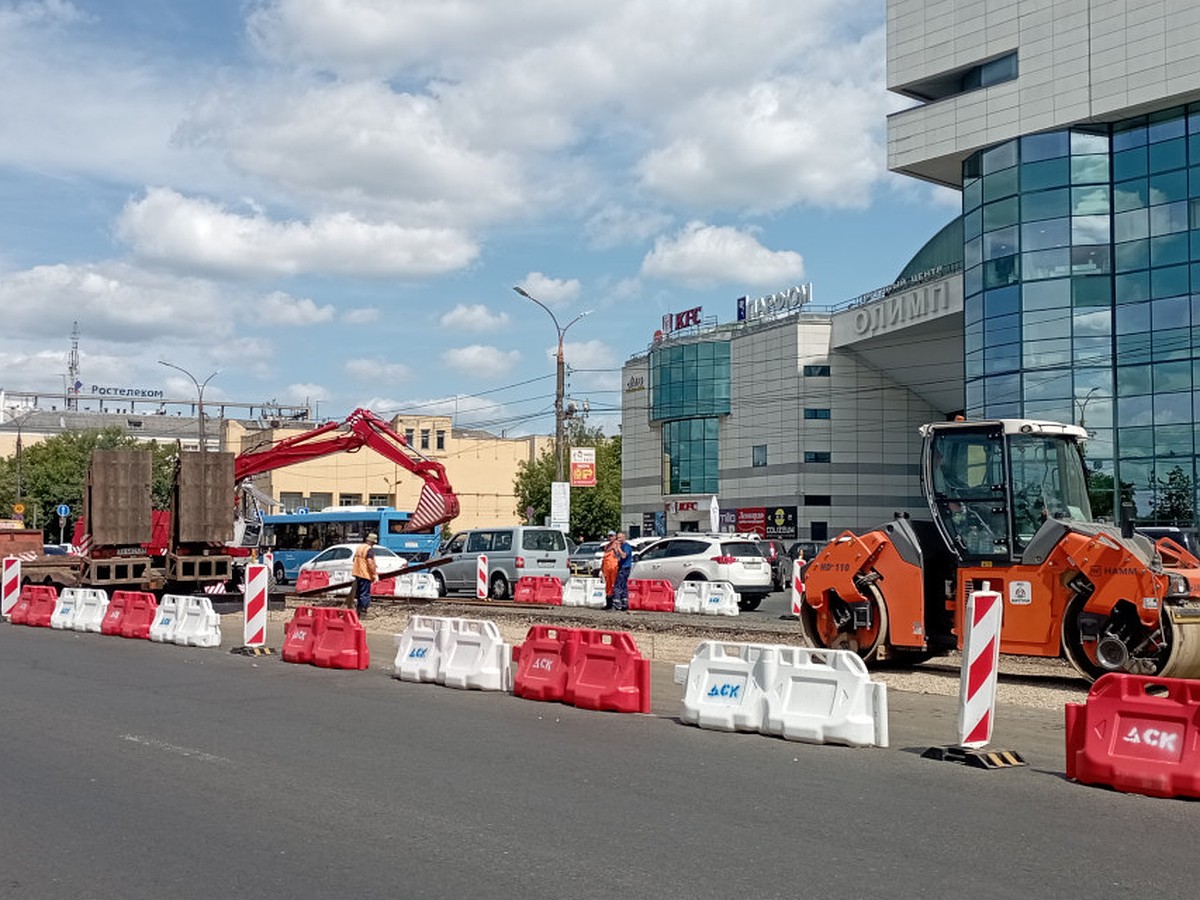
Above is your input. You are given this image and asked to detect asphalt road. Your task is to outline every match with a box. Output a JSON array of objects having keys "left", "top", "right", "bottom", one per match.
[{"left": 2, "top": 622, "right": 1198, "bottom": 900}]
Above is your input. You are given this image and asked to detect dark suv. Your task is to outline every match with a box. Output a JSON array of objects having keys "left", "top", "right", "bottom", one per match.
[{"left": 755, "top": 539, "right": 791, "bottom": 591}]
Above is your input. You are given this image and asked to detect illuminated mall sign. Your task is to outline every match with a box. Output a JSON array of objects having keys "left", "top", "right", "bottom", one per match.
[
  {"left": 736, "top": 284, "right": 812, "bottom": 322},
  {"left": 662, "top": 306, "right": 702, "bottom": 333}
]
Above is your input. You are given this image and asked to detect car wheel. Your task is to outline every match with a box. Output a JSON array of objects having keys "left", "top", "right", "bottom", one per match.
[
  {"left": 432, "top": 571, "right": 447, "bottom": 598},
  {"left": 738, "top": 594, "right": 765, "bottom": 612},
  {"left": 489, "top": 572, "right": 510, "bottom": 600},
  {"left": 683, "top": 572, "right": 707, "bottom": 582}
]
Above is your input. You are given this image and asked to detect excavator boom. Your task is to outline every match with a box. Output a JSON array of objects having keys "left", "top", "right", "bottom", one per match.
[{"left": 234, "top": 408, "right": 459, "bottom": 533}]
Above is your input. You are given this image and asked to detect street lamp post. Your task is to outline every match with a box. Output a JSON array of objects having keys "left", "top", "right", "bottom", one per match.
[
  {"left": 158, "top": 361, "right": 220, "bottom": 452},
  {"left": 513, "top": 286, "right": 591, "bottom": 482}
]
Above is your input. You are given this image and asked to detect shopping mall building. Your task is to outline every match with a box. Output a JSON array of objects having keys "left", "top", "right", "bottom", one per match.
[{"left": 622, "top": 0, "right": 1200, "bottom": 538}]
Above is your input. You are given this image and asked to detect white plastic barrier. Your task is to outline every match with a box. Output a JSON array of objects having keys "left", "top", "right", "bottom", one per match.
[
  {"left": 562, "top": 577, "right": 606, "bottom": 608},
  {"left": 440, "top": 618, "right": 512, "bottom": 691},
  {"left": 674, "top": 641, "right": 888, "bottom": 748},
  {"left": 150, "top": 595, "right": 183, "bottom": 643},
  {"left": 674, "top": 581, "right": 739, "bottom": 616},
  {"left": 394, "top": 572, "right": 440, "bottom": 599},
  {"left": 50, "top": 590, "right": 80, "bottom": 630},
  {"left": 393, "top": 615, "right": 448, "bottom": 682},
  {"left": 70, "top": 588, "right": 110, "bottom": 632},
  {"left": 393, "top": 616, "right": 512, "bottom": 691},
  {"left": 675, "top": 642, "right": 774, "bottom": 732},
  {"left": 172, "top": 595, "right": 223, "bottom": 648},
  {"left": 761, "top": 646, "right": 888, "bottom": 748}
]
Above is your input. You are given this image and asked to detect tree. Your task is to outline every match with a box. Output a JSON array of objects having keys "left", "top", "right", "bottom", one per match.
[
  {"left": 1149, "top": 465, "right": 1195, "bottom": 525},
  {"left": 0, "top": 429, "right": 179, "bottom": 540},
  {"left": 513, "top": 422, "right": 622, "bottom": 539},
  {"left": 1086, "top": 469, "right": 1133, "bottom": 521}
]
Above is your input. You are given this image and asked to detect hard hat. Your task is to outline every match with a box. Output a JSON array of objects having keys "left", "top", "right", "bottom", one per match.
[{"left": 366, "top": 532, "right": 378, "bottom": 543}]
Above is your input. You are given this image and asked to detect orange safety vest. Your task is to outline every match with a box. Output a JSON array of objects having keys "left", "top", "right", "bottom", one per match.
[{"left": 352, "top": 543, "right": 378, "bottom": 580}]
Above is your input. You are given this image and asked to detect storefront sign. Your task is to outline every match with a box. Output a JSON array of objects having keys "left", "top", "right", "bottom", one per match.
[
  {"left": 765, "top": 505, "right": 797, "bottom": 540},
  {"left": 736, "top": 284, "right": 812, "bottom": 322},
  {"left": 851, "top": 282, "right": 953, "bottom": 337},
  {"left": 662, "top": 306, "right": 702, "bottom": 333},
  {"left": 90, "top": 384, "right": 165, "bottom": 398},
  {"left": 736, "top": 507, "right": 766, "bottom": 536},
  {"left": 569, "top": 447, "right": 596, "bottom": 487},
  {"left": 624, "top": 374, "right": 646, "bottom": 392}
]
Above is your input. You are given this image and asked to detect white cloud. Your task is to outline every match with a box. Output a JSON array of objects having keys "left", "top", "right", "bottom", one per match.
[
  {"left": 259, "top": 290, "right": 335, "bottom": 326},
  {"left": 515, "top": 272, "right": 581, "bottom": 306},
  {"left": 345, "top": 358, "right": 411, "bottom": 381},
  {"left": 117, "top": 187, "right": 479, "bottom": 279},
  {"left": 439, "top": 303, "right": 510, "bottom": 332},
  {"left": 584, "top": 205, "right": 674, "bottom": 250},
  {"left": 640, "top": 221, "right": 805, "bottom": 289},
  {"left": 441, "top": 345, "right": 521, "bottom": 378},
  {"left": 342, "top": 307, "right": 380, "bottom": 324},
  {"left": 283, "top": 382, "right": 329, "bottom": 403}
]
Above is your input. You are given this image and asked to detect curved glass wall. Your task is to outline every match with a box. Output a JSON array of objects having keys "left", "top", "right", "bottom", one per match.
[{"left": 962, "top": 105, "right": 1199, "bottom": 522}]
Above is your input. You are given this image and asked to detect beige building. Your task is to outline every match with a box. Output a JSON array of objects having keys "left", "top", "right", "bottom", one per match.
[{"left": 1, "top": 403, "right": 551, "bottom": 532}]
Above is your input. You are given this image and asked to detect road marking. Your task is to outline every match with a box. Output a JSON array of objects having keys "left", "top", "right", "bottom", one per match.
[{"left": 120, "top": 734, "right": 231, "bottom": 764}]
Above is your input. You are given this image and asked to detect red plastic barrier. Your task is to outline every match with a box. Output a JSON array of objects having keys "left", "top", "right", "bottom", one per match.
[
  {"left": 7, "top": 585, "right": 37, "bottom": 625},
  {"left": 628, "top": 579, "right": 675, "bottom": 612},
  {"left": 118, "top": 591, "right": 158, "bottom": 639},
  {"left": 312, "top": 608, "right": 370, "bottom": 670},
  {"left": 100, "top": 592, "right": 132, "bottom": 635},
  {"left": 294, "top": 569, "right": 331, "bottom": 594},
  {"left": 22, "top": 585, "right": 59, "bottom": 628},
  {"left": 1065, "top": 673, "right": 1200, "bottom": 798},
  {"left": 282, "top": 605, "right": 321, "bottom": 664},
  {"left": 371, "top": 577, "right": 396, "bottom": 596},
  {"left": 512, "top": 625, "right": 580, "bottom": 702},
  {"left": 514, "top": 576, "right": 563, "bottom": 605},
  {"left": 564, "top": 629, "right": 651, "bottom": 714}
]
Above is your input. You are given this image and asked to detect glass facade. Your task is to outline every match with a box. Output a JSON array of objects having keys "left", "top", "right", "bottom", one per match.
[
  {"left": 650, "top": 339, "right": 730, "bottom": 495},
  {"left": 963, "top": 105, "right": 1200, "bottom": 520}
]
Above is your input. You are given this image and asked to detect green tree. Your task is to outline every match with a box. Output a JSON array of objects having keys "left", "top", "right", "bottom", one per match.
[
  {"left": 1086, "top": 469, "right": 1134, "bottom": 521},
  {"left": 513, "top": 422, "right": 622, "bottom": 539},
  {"left": 0, "top": 429, "right": 179, "bottom": 540},
  {"left": 1149, "top": 465, "right": 1195, "bottom": 525}
]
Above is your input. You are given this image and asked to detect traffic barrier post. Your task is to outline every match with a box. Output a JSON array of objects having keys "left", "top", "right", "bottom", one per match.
[
  {"left": 2, "top": 557, "right": 20, "bottom": 617},
  {"left": 790, "top": 559, "right": 805, "bottom": 616},
  {"left": 243, "top": 564, "right": 268, "bottom": 647},
  {"left": 476, "top": 554, "right": 488, "bottom": 599}
]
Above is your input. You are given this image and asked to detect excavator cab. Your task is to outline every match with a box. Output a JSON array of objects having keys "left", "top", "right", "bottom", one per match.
[{"left": 921, "top": 420, "right": 1092, "bottom": 564}]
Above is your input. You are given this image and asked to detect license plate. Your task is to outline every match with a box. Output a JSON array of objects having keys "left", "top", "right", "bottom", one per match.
[
  {"left": 538, "top": 559, "right": 555, "bottom": 568},
  {"left": 741, "top": 560, "right": 761, "bottom": 568}
]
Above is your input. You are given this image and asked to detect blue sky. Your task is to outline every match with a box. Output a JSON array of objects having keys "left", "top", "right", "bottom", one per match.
[{"left": 0, "top": 0, "right": 957, "bottom": 435}]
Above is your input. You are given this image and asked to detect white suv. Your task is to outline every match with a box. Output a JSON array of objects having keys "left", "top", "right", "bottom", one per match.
[{"left": 629, "top": 535, "right": 772, "bottom": 611}]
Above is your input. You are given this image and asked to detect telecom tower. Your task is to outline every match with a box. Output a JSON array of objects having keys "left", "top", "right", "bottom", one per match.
[{"left": 67, "top": 321, "right": 80, "bottom": 411}]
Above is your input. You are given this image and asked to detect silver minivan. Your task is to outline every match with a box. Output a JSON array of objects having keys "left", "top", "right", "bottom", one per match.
[{"left": 434, "top": 526, "right": 570, "bottom": 599}]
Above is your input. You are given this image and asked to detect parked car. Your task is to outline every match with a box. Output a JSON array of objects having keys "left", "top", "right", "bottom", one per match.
[
  {"left": 569, "top": 541, "right": 606, "bottom": 576},
  {"left": 434, "top": 526, "right": 570, "bottom": 599},
  {"left": 630, "top": 535, "right": 772, "bottom": 611},
  {"left": 297, "top": 543, "right": 408, "bottom": 584},
  {"left": 756, "top": 539, "right": 792, "bottom": 591}
]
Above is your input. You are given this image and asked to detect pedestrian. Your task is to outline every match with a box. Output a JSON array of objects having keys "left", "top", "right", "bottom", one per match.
[
  {"left": 351, "top": 531, "right": 379, "bottom": 618},
  {"left": 612, "top": 530, "right": 634, "bottom": 612},
  {"left": 601, "top": 530, "right": 619, "bottom": 609}
]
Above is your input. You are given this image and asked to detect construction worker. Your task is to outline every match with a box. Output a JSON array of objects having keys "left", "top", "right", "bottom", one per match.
[{"left": 351, "top": 532, "right": 379, "bottom": 618}]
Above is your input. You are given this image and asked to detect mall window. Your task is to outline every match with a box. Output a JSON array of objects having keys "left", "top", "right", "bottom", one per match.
[
  {"left": 649, "top": 340, "right": 731, "bottom": 422},
  {"left": 420, "top": 429, "right": 430, "bottom": 450},
  {"left": 803, "top": 364, "right": 831, "bottom": 377},
  {"left": 436, "top": 429, "right": 445, "bottom": 451},
  {"left": 804, "top": 451, "right": 831, "bottom": 463},
  {"left": 752, "top": 444, "right": 767, "bottom": 467},
  {"left": 662, "top": 418, "right": 719, "bottom": 494},
  {"left": 805, "top": 495, "right": 831, "bottom": 506},
  {"left": 804, "top": 408, "right": 831, "bottom": 420},
  {"left": 368, "top": 494, "right": 390, "bottom": 508},
  {"left": 339, "top": 493, "right": 362, "bottom": 506}
]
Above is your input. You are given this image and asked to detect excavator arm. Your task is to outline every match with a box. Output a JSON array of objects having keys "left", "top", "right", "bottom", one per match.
[{"left": 233, "top": 408, "right": 459, "bottom": 533}]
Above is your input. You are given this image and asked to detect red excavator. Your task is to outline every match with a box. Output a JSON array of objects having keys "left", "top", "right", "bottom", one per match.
[
  {"left": 233, "top": 407, "right": 460, "bottom": 534},
  {"left": 800, "top": 418, "right": 1200, "bottom": 681}
]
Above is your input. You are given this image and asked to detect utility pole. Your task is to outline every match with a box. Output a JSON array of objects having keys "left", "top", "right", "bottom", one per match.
[{"left": 512, "top": 286, "right": 591, "bottom": 481}]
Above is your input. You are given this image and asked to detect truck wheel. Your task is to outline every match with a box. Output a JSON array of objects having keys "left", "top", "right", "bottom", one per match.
[
  {"left": 800, "top": 581, "right": 889, "bottom": 662},
  {"left": 489, "top": 573, "right": 510, "bottom": 600}
]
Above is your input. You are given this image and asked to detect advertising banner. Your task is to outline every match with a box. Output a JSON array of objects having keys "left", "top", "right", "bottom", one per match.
[
  {"left": 569, "top": 447, "right": 597, "bottom": 487},
  {"left": 736, "top": 507, "right": 766, "bottom": 536},
  {"left": 764, "top": 505, "right": 798, "bottom": 540}
]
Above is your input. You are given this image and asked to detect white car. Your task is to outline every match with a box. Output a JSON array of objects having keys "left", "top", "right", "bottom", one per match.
[
  {"left": 630, "top": 534, "right": 773, "bottom": 611},
  {"left": 297, "top": 543, "right": 408, "bottom": 586}
]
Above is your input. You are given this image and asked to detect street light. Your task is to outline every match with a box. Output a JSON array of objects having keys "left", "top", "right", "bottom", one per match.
[
  {"left": 158, "top": 361, "right": 220, "bottom": 452},
  {"left": 513, "top": 286, "right": 591, "bottom": 482}
]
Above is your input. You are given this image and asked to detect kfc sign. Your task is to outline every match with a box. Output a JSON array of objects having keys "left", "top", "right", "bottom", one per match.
[{"left": 662, "top": 306, "right": 703, "bottom": 333}]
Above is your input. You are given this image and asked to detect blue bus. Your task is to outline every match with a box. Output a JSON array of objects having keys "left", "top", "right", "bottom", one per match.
[{"left": 262, "top": 506, "right": 442, "bottom": 583}]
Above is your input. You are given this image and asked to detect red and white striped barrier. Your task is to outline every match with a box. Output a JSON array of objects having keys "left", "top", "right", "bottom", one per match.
[
  {"left": 790, "top": 559, "right": 805, "bottom": 616},
  {"left": 476, "top": 555, "right": 489, "bottom": 599},
  {"left": 244, "top": 563, "right": 269, "bottom": 647},
  {"left": 2, "top": 557, "right": 20, "bottom": 617},
  {"left": 958, "top": 586, "right": 1002, "bottom": 748}
]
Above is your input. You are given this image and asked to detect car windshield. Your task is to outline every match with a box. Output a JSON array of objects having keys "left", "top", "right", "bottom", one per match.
[
  {"left": 721, "top": 541, "right": 762, "bottom": 557},
  {"left": 575, "top": 542, "right": 603, "bottom": 554}
]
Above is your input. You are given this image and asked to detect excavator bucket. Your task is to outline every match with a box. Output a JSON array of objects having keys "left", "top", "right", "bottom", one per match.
[{"left": 406, "top": 481, "right": 460, "bottom": 533}]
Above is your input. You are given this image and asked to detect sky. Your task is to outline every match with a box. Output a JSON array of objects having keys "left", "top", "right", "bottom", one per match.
[{"left": 0, "top": 0, "right": 958, "bottom": 437}]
